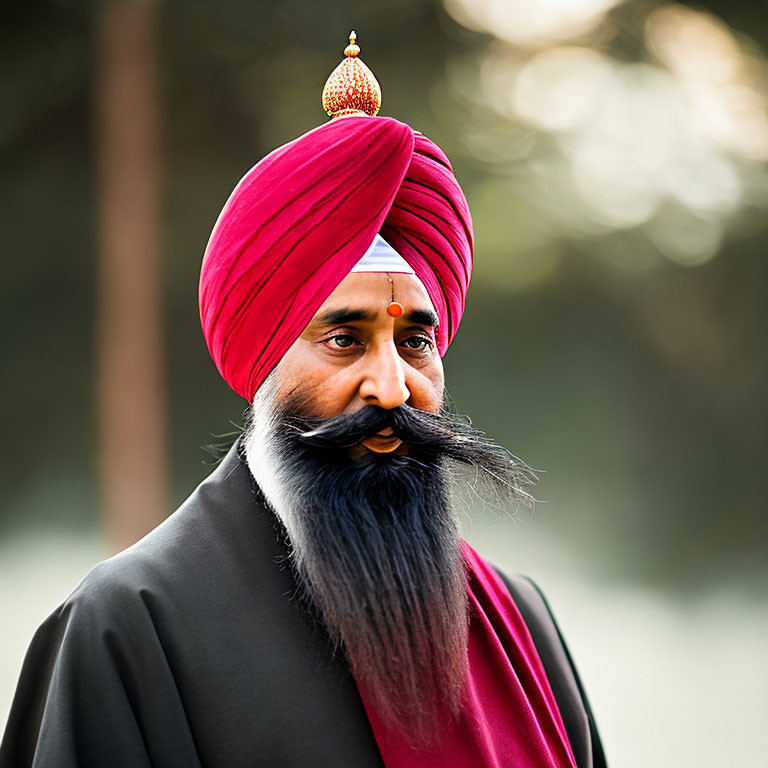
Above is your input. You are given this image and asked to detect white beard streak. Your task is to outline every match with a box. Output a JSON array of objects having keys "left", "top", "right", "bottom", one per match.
[{"left": 242, "top": 375, "right": 310, "bottom": 559}]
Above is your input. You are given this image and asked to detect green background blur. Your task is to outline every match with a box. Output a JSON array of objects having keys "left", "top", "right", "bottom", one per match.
[{"left": 2, "top": 0, "right": 767, "bottom": 764}]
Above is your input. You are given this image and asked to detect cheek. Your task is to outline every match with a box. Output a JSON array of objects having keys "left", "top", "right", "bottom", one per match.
[
  {"left": 408, "top": 359, "right": 444, "bottom": 413},
  {"left": 273, "top": 347, "right": 358, "bottom": 416},
  {"left": 272, "top": 342, "right": 323, "bottom": 402}
]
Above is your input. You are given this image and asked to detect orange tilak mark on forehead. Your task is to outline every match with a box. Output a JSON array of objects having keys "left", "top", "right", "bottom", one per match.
[{"left": 385, "top": 273, "right": 404, "bottom": 317}]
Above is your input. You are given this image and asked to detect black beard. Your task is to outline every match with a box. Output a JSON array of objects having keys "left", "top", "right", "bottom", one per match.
[{"left": 248, "top": 398, "right": 536, "bottom": 746}]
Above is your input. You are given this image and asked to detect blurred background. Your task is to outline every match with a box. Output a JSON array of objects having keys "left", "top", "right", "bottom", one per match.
[{"left": 2, "top": 0, "right": 767, "bottom": 763}]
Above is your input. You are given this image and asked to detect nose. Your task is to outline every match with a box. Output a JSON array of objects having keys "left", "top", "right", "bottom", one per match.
[{"left": 358, "top": 340, "right": 409, "bottom": 410}]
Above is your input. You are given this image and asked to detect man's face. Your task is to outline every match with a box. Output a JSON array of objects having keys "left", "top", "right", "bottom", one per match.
[{"left": 272, "top": 272, "right": 444, "bottom": 453}]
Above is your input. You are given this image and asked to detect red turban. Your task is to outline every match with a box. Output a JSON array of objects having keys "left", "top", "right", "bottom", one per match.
[{"left": 199, "top": 115, "right": 473, "bottom": 400}]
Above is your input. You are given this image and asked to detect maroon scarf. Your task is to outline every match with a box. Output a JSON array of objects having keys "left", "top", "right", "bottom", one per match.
[{"left": 358, "top": 542, "right": 577, "bottom": 768}]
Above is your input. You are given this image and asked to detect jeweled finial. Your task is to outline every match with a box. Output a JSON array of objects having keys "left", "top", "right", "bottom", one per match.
[
  {"left": 322, "top": 31, "right": 382, "bottom": 119},
  {"left": 345, "top": 31, "right": 360, "bottom": 57}
]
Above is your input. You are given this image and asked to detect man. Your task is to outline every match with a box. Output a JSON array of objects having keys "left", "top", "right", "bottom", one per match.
[{"left": 1, "top": 34, "right": 605, "bottom": 767}]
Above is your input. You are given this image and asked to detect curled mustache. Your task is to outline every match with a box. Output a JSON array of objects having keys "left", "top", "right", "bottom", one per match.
[{"left": 294, "top": 403, "right": 538, "bottom": 513}]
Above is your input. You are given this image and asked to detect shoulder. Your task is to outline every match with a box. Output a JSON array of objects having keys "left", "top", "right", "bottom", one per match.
[
  {"left": 489, "top": 567, "right": 572, "bottom": 677},
  {"left": 37, "top": 550, "right": 164, "bottom": 659},
  {"left": 66, "top": 443, "right": 265, "bottom": 615},
  {"left": 64, "top": 549, "right": 155, "bottom": 616},
  {"left": 492, "top": 570, "right": 555, "bottom": 627},
  {"left": 49, "top": 444, "right": 289, "bottom": 651},
  {"left": 463, "top": 543, "right": 556, "bottom": 627},
  {"left": 492, "top": 566, "right": 608, "bottom": 768}
]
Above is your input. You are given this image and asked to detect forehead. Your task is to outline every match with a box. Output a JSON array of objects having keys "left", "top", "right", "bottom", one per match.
[{"left": 316, "top": 272, "right": 436, "bottom": 317}]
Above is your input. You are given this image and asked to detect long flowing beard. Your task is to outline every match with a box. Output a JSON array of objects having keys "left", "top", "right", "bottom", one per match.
[{"left": 243, "top": 381, "right": 536, "bottom": 745}]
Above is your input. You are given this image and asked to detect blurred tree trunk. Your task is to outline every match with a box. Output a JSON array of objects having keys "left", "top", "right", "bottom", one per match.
[{"left": 95, "top": 0, "right": 167, "bottom": 551}]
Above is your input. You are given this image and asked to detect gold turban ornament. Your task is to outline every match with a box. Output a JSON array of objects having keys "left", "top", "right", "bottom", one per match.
[{"left": 322, "top": 31, "right": 382, "bottom": 119}]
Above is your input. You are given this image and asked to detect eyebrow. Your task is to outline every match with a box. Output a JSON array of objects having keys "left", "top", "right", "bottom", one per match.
[
  {"left": 405, "top": 308, "right": 439, "bottom": 328},
  {"left": 312, "top": 308, "right": 377, "bottom": 326}
]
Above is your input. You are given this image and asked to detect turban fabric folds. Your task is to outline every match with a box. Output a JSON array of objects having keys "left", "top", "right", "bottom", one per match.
[{"left": 200, "top": 116, "right": 473, "bottom": 400}]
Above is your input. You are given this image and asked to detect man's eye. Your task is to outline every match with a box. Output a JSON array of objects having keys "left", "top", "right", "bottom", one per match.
[
  {"left": 328, "top": 334, "right": 359, "bottom": 349},
  {"left": 401, "top": 335, "right": 433, "bottom": 351}
]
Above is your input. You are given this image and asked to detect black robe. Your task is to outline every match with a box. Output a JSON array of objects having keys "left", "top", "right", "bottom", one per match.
[{"left": 0, "top": 444, "right": 606, "bottom": 768}]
